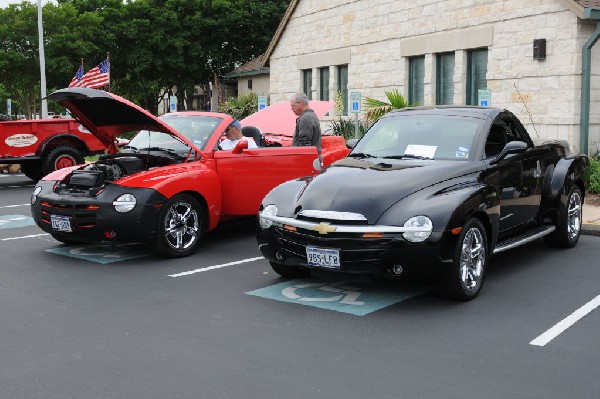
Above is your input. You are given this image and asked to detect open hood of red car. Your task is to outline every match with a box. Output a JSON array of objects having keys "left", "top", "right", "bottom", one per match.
[
  {"left": 240, "top": 100, "right": 334, "bottom": 137},
  {"left": 46, "top": 88, "right": 195, "bottom": 152}
]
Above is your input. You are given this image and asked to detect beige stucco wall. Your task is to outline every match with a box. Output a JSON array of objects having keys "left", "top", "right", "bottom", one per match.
[
  {"left": 269, "top": 0, "right": 600, "bottom": 152},
  {"left": 237, "top": 74, "right": 270, "bottom": 97}
]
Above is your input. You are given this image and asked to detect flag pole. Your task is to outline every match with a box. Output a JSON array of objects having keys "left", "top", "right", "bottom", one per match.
[
  {"left": 107, "top": 52, "right": 111, "bottom": 92},
  {"left": 37, "top": 0, "right": 48, "bottom": 119}
]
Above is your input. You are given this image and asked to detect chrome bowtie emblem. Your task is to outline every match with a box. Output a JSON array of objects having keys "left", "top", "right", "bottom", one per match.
[{"left": 312, "top": 222, "right": 337, "bottom": 235}]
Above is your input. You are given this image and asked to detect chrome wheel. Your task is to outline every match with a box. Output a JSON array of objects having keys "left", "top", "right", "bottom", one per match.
[
  {"left": 567, "top": 189, "right": 582, "bottom": 241},
  {"left": 459, "top": 226, "right": 486, "bottom": 292},
  {"left": 163, "top": 200, "right": 199, "bottom": 251}
]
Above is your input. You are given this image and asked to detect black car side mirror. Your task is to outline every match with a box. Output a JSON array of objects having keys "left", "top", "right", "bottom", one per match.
[
  {"left": 346, "top": 138, "right": 359, "bottom": 149},
  {"left": 491, "top": 140, "right": 528, "bottom": 164}
]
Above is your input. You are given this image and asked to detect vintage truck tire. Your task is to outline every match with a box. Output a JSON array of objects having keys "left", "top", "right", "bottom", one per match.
[
  {"left": 439, "top": 218, "right": 489, "bottom": 301},
  {"left": 41, "top": 146, "right": 84, "bottom": 177},
  {"left": 544, "top": 185, "right": 582, "bottom": 248},
  {"left": 156, "top": 194, "right": 204, "bottom": 258},
  {"left": 21, "top": 162, "right": 43, "bottom": 181},
  {"left": 270, "top": 261, "right": 310, "bottom": 278}
]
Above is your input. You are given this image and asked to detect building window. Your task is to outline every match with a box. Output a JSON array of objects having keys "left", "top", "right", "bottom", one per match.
[
  {"left": 466, "top": 48, "right": 488, "bottom": 105},
  {"left": 336, "top": 64, "right": 348, "bottom": 115},
  {"left": 319, "top": 67, "right": 330, "bottom": 101},
  {"left": 436, "top": 52, "right": 455, "bottom": 105},
  {"left": 408, "top": 56, "right": 425, "bottom": 106},
  {"left": 247, "top": 79, "right": 252, "bottom": 90},
  {"left": 302, "top": 69, "right": 313, "bottom": 100}
]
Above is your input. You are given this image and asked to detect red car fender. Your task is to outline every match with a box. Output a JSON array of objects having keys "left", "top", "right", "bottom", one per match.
[{"left": 118, "top": 163, "right": 222, "bottom": 231}]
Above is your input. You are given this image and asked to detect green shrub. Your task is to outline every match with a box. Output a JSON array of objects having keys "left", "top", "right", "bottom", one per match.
[
  {"left": 217, "top": 92, "right": 260, "bottom": 120},
  {"left": 589, "top": 156, "right": 600, "bottom": 194},
  {"left": 328, "top": 117, "right": 368, "bottom": 140}
]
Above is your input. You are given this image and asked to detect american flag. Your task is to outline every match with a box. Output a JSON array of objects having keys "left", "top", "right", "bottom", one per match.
[
  {"left": 78, "top": 59, "right": 110, "bottom": 89},
  {"left": 68, "top": 64, "right": 85, "bottom": 88}
]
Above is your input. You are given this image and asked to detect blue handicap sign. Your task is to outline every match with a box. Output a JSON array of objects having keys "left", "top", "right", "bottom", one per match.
[
  {"left": 0, "top": 214, "right": 35, "bottom": 229},
  {"left": 247, "top": 277, "right": 428, "bottom": 316},
  {"left": 45, "top": 243, "right": 150, "bottom": 264},
  {"left": 480, "top": 100, "right": 488, "bottom": 106},
  {"left": 259, "top": 103, "right": 266, "bottom": 110},
  {"left": 352, "top": 102, "right": 359, "bottom": 111}
]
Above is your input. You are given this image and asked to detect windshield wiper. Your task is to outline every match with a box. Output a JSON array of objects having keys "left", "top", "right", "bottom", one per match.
[
  {"left": 121, "top": 145, "right": 139, "bottom": 152},
  {"left": 348, "top": 152, "right": 375, "bottom": 158},
  {"left": 381, "top": 154, "right": 433, "bottom": 160}
]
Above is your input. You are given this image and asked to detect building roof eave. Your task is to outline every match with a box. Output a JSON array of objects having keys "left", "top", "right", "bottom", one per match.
[{"left": 261, "top": 0, "right": 299, "bottom": 67}]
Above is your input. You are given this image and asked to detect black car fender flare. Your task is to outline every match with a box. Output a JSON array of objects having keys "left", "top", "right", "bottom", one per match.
[
  {"left": 437, "top": 184, "right": 499, "bottom": 262},
  {"left": 545, "top": 157, "right": 589, "bottom": 210}
]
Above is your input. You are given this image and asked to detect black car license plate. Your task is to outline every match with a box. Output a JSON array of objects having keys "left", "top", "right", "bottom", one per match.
[
  {"left": 51, "top": 215, "right": 73, "bottom": 232},
  {"left": 306, "top": 246, "right": 340, "bottom": 269}
]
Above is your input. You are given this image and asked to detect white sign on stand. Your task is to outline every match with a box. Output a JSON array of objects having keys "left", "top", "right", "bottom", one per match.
[
  {"left": 7, "top": 99, "right": 11, "bottom": 117},
  {"left": 169, "top": 95, "right": 177, "bottom": 112},
  {"left": 258, "top": 95, "right": 267, "bottom": 111},
  {"left": 350, "top": 92, "right": 361, "bottom": 113},
  {"left": 478, "top": 89, "right": 491, "bottom": 107}
]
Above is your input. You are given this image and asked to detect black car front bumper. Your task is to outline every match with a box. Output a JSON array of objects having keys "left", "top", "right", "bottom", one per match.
[{"left": 31, "top": 181, "right": 168, "bottom": 244}]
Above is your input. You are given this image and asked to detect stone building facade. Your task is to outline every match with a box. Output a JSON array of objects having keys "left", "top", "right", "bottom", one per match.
[{"left": 263, "top": 0, "right": 600, "bottom": 154}]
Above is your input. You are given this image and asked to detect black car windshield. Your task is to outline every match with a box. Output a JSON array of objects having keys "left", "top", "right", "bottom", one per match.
[
  {"left": 127, "top": 114, "right": 222, "bottom": 152},
  {"left": 351, "top": 114, "right": 482, "bottom": 161}
]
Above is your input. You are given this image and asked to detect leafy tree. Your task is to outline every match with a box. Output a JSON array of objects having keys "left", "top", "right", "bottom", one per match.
[{"left": 0, "top": 0, "right": 290, "bottom": 116}]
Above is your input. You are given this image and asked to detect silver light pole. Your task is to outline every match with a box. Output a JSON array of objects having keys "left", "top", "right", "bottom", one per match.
[{"left": 37, "top": 0, "right": 48, "bottom": 119}]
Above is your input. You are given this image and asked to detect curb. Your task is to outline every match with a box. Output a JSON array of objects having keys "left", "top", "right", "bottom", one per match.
[{"left": 582, "top": 222, "right": 600, "bottom": 236}]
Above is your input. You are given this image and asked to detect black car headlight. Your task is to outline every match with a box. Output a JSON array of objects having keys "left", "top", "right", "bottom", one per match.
[
  {"left": 259, "top": 204, "right": 278, "bottom": 229},
  {"left": 402, "top": 216, "right": 433, "bottom": 242},
  {"left": 112, "top": 193, "right": 137, "bottom": 213},
  {"left": 31, "top": 186, "right": 42, "bottom": 205}
]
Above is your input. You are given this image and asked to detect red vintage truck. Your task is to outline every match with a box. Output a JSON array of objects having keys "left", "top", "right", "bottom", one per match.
[{"left": 0, "top": 118, "right": 110, "bottom": 180}]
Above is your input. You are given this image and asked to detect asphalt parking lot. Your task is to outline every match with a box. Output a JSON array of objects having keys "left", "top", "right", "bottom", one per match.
[{"left": 1, "top": 173, "right": 599, "bottom": 399}]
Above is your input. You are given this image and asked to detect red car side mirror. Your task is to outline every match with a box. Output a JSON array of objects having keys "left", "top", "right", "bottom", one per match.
[{"left": 232, "top": 139, "right": 249, "bottom": 154}]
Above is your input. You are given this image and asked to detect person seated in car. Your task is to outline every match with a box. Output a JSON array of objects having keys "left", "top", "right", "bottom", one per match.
[{"left": 220, "top": 120, "right": 258, "bottom": 150}]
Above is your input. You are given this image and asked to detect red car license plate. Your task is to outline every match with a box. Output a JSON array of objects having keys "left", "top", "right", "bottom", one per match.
[
  {"left": 51, "top": 215, "right": 72, "bottom": 232},
  {"left": 306, "top": 246, "right": 340, "bottom": 269}
]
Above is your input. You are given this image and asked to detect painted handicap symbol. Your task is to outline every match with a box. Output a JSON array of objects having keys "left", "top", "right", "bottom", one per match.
[
  {"left": 247, "top": 278, "right": 428, "bottom": 316},
  {"left": 45, "top": 243, "right": 150, "bottom": 264},
  {"left": 281, "top": 281, "right": 364, "bottom": 305},
  {"left": 0, "top": 214, "right": 35, "bottom": 229}
]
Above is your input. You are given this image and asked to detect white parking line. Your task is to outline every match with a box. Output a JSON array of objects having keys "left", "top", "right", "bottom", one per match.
[
  {"left": 169, "top": 256, "right": 264, "bottom": 277},
  {"left": 0, "top": 203, "right": 30, "bottom": 209},
  {"left": 1, "top": 233, "right": 49, "bottom": 241},
  {"left": 530, "top": 294, "right": 600, "bottom": 347}
]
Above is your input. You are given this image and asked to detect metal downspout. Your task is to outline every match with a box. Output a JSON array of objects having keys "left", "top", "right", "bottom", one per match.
[{"left": 580, "top": 9, "right": 600, "bottom": 155}]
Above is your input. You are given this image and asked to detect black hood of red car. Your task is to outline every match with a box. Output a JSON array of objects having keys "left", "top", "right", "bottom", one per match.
[
  {"left": 295, "top": 157, "right": 484, "bottom": 222},
  {"left": 46, "top": 88, "right": 185, "bottom": 151}
]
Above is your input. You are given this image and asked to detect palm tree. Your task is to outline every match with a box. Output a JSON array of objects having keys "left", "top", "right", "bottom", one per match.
[{"left": 363, "top": 89, "right": 416, "bottom": 125}]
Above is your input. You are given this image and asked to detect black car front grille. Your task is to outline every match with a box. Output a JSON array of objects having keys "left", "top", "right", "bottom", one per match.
[
  {"left": 40, "top": 201, "right": 98, "bottom": 229},
  {"left": 274, "top": 227, "right": 397, "bottom": 268}
]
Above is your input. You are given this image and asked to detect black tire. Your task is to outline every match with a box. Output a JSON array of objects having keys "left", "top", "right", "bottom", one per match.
[
  {"left": 21, "top": 162, "right": 43, "bottom": 181},
  {"left": 544, "top": 185, "right": 582, "bottom": 248},
  {"left": 156, "top": 194, "right": 204, "bottom": 258},
  {"left": 41, "top": 146, "right": 84, "bottom": 177},
  {"left": 270, "top": 261, "right": 310, "bottom": 278},
  {"left": 439, "top": 218, "right": 489, "bottom": 301}
]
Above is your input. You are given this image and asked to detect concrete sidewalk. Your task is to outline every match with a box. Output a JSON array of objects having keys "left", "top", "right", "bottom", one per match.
[{"left": 583, "top": 203, "right": 600, "bottom": 236}]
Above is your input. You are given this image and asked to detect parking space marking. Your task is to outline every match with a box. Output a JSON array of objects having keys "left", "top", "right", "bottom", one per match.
[
  {"left": 247, "top": 278, "right": 428, "bottom": 316},
  {"left": 530, "top": 294, "right": 600, "bottom": 347},
  {"left": 0, "top": 203, "right": 30, "bottom": 209},
  {"left": 0, "top": 215, "right": 36, "bottom": 229},
  {"left": 45, "top": 243, "right": 150, "bottom": 264},
  {"left": 169, "top": 257, "right": 264, "bottom": 277},
  {"left": 2, "top": 233, "right": 49, "bottom": 241}
]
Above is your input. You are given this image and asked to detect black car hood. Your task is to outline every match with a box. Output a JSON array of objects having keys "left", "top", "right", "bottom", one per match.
[
  {"left": 295, "top": 157, "right": 483, "bottom": 222},
  {"left": 46, "top": 87, "right": 196, "bottom": 152}
]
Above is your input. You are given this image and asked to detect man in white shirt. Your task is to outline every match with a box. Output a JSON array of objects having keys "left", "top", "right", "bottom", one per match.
[{"left": 220, "top": 120, "right": 258, "bottom": 150}]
